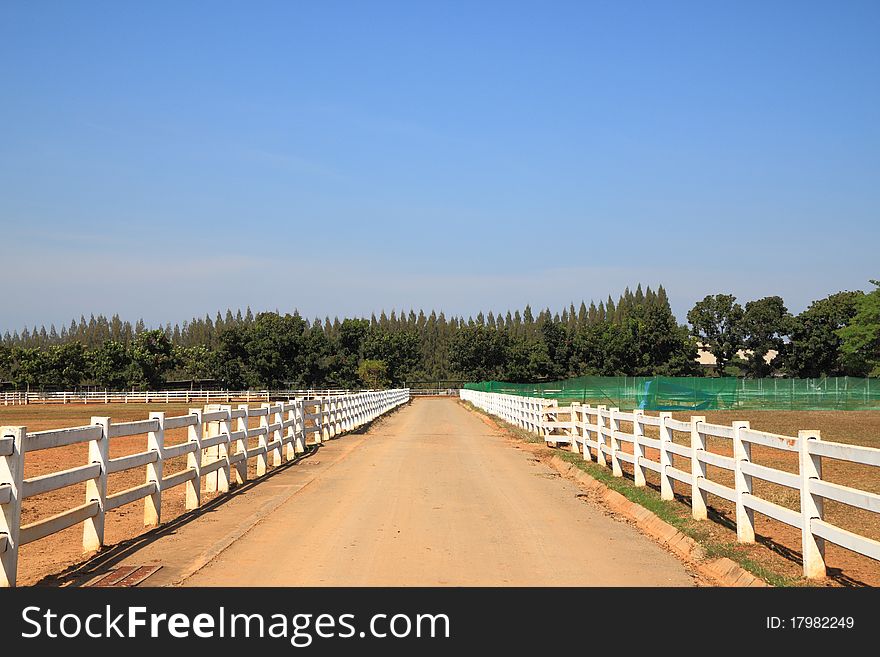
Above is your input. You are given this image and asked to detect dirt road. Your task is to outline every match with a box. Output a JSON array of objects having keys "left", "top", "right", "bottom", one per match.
[{"left": 174, "top": 398, "right": 694, "bottom": 586}]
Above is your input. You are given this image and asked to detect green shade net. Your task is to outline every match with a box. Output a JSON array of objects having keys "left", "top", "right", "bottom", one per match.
[{"left": 464, "top": 376, "right": 880, "bottom": 411}]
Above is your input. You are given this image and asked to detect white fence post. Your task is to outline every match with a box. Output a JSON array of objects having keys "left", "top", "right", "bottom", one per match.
[
  {"left": 204, "top": 404, "right": 221, "bottom": 493},
  {"left": 632, "top": 409, "right": 645, "bottom": 486},
  {"left": 294, "top": 400, "right": 306, "bottom": 454},
  {"left": 733, "top": 420, "right": 755, "bottom": 543},
  {"left": 235, "top": 404, "right": 249, "bottom": 484},
  {"left": 286, "top": 403, "right": 297, "bottom": 460},
  {"left": 690, "top": 416, "right": 707, "bottom": 520},
  {"left": 145, "top": 412, "right": 164, "bottom": 527},
  {"left": 658, "top": 412, "right": 674, "bottom": 500},
  {"left": 595, "top": 405, "right": 607, "bottom": 466},
  {"left": 217, "top": 405, "right": 232, "bottom": 493},
  {"left": 185, "top": 409, "right": 203, "bottom": 510},
  {"left": 272, "top": 404, "right": 283, "bottom": 467},
  {"left": 580, "top": 405, "right": 592, "bottom": 462},
  {"left": 0, "top": 426, "right": 25, "bottom": 587},
  {"left": 83, "top": 416, "right": 110, "bottom": 552},
  {"left": 258, "top": 404, "right": 270, "bottom": 476},
  {"left": 609, "top": 407, "right": 622, "bottom": 477},
  {"left": 569, "top": 404, "right": 581, "bottom": 454},
  {"left": 799, "top": 429, "right": 826, "bottom": 578}
]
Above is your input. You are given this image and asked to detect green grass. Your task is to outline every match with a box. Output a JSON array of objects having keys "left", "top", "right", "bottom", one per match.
[{"left": 460, "top": 399, "right": 803, "bottom": 587}]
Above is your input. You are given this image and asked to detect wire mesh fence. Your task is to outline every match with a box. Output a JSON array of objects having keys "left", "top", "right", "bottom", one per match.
[{"left": 464, "top": 376, "right": 880, "bottom": 411}]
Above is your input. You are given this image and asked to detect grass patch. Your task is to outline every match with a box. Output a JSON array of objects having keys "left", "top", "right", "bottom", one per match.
[{"left": 460, "top": 399, "right": 803, "bottom": 588}]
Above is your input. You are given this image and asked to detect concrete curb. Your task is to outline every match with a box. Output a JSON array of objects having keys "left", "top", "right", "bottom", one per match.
[{"left": 546, "top": 455, "right": 768, "bottom": 588}]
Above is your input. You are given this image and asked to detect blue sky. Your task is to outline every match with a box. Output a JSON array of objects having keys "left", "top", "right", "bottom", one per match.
[{"left": 1, "top": 1, "right": 878, "bottom": 332}]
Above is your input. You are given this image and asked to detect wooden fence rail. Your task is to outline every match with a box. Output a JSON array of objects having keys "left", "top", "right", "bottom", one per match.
[
  {"left": 0, "top": 388, "right": 410, "bottom": 586},
  {"left": 460, "top": 388, "right": 880, "bottom": 580}
]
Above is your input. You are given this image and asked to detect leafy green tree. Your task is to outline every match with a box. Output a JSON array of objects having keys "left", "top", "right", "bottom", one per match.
[
  {"left": 837, "top": 281, "right": 880, "bottom": 376},
  {"left": 687, "top": 294, "right": 744, "bottom": 376},
  {"left": 211, "top": 326, "right": 249, "bottom": 389},
  {"left": 45, "top": 342, "right": 88, "bottom": 387},
  {"left": 175, "top": 345, "right": 213, "bottom": 381},
  {"left": 90, "top": 340, "right": 132, "bottom": 389},
  {"left": 128, "top": 330, "right": 176, "bottom": 389},
  {"left": 363, "top": 330, "right": 420, "bottom": 385},
  {"left": 9, "top": 347, "right": 49, "bottom": 388},
  {"left": 449, "top": 325, "right": 508, "bottom": 381},
  {"left": 741, "top": 296, "right": 791, "bottom": 377},
  {"left": 784, "top": 291, "right": 864, "bottom": 377},
  {"left": 632, "top": 306, "right": 701, "bottom": 376},
  {"left": 358, "top": 359, "right": 390, "bottom": 388},
  {"left": 243, "top": 312, "right": 308, "bottom": 388},
  {"left": 0, "top": 344, "right": 10, "bottom": 382}
]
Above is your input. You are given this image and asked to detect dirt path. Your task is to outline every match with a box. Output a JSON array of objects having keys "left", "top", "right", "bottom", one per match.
[{"left": 169, "top": 398, "right": 694, "bottom": 586}]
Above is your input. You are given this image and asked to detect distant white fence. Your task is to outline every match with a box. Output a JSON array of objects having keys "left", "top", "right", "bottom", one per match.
[
  {"left": 2, "top": 389, "right": 356, "bottom": 405},
  {"left": 460, "top": 389, "right": 880, "bottom": 580},
  {"left": 0, "top": 388, "right": 410, "bottom": 586}
]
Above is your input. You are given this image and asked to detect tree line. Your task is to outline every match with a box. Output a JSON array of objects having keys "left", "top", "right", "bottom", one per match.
[{"left": 1, "top": 281, "right": 877, "bottom": 390}]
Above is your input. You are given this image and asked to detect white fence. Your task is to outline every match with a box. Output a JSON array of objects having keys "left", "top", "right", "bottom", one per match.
[
  {"left": 1, "top": 389, "right": 356, "bottom": 406},
  {"left": 460, "top": 389, "right": 880, "bottom": 580},
  {"left": 0, "top": 389, "right": 410, "bottom": 586}
]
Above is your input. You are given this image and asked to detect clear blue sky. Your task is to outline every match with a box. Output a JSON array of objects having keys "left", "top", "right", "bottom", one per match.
[{"left": 1, "top": 1, "right": 878, "bottom": 332}]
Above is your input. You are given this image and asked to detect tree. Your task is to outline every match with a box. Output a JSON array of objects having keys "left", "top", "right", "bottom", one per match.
[
  {"left": 448, "top": 325, "right": 507, "bottom": 381},
  {"left": 363, "top": 330, "right": 420, "bottom": 385},
  {"left": 358, "top": 359, "right": 390, "bottom": 388},
  {"left": 128, "top": 330, "right": 176, "bottom": 389},
  {"left": 175, "top": 345, "right": 213, "bottom": 381},
  {"left": 687, "top": 294, "right": 744, "bottom": 376},
  {"left": 45, "top": 342, "right": 88, "bottom": 387},
  {"left": 837, "top": 281, "right": 880, "bottom": 376},
  {"left": 90, "top": 340, "right": 132, "bottom": 389},
  {"left": 741, "top": 296, "right": 790, "bottom": 377},
  {"left": 784, "top": 291, "right": 864, "bottom": 377}
]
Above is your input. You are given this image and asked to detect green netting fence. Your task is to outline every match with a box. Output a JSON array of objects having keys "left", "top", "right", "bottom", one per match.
[{"left": 464, "top": 376, "right": 880, "bottom": 411}]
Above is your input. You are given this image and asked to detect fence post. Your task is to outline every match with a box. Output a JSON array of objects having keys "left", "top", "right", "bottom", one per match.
[
  {"left": 294, "top": 401, "right": 306, "bottom": 454},
  {"left": 314, "top": 400, "right": 323, "bottom": 444},
  {"left": 609, "top": 407, "right": 622, "bottom": 476},
  {"left": 632, "top": 410, "right": 645, "bottom": 486},
  {"left": 83, "top": 417, "right": 110, "bottom": 552},
  {"left": 580, "top": 406, "right": 592, "bottom": 462},
  {"left": 217, "top": 405, "right": 232, "bottom": 493},
  {"left": 145, "top": 412, "right": 164, "bottom": 527},
  {"left": 569, "top": 404, "right": 581, "bottom": 454},
  {"left": 235, "top": 405, "right": 249, "bottom": 484},
  {"left": 733, "top": 420, "right": 755, "bottom": 543},
  {"left": 658, "top": 412, "right": 674, "bottom": 500},
  {"left": 203, "top": 404, "right": 222, "bottom": 493},
  {"left": 798, "top": 430, "right": 826, "bottom": 578},
  {"left": 286, "top": 404, "right": 297, "bottom": 460},
  {"left": 690, "top": 416, "right": 707, "bottom": 520},
  {"left": 0, "top": 426, "right": 25, "bottom": 587},
  {"left": 257, "top": 405, "right": 270, "bottom": 476},
  {"left": 271, "top": 404, "right": 283, "bottom": 467},
  {"left": 185, "top": 409, "right": 203, "bottom": 510},
  {"left": 595, "top": 405, "right": 607, "bottom": 466}
]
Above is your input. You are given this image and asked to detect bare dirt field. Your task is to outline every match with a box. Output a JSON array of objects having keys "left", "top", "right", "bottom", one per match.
[{"left": 0, "top": 402, "right": 318, "bottom": 585}]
